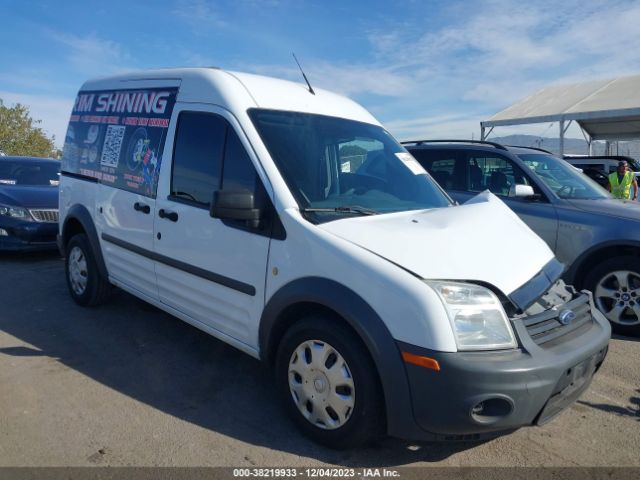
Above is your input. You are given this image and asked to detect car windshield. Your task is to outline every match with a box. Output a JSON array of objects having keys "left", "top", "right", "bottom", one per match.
[
  {"left": 627, "top": 158, "right": 640, "bottom": 171},
  {"left": 0, "top": 160, "right": 60, "bottom": 186},
  {"left": 249, "top": 109, "right": 451, "bottom": 223},
  {"left": 518, "top": 153, "right": 609, "bottom": 199}
]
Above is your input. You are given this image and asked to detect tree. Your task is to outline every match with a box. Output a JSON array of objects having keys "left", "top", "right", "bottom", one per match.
[{"left": 0, "top": 99, "right": 57, "bottom": 158}]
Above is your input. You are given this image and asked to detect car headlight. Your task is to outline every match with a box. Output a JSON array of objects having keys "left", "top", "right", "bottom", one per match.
[
  {"left": 0, "top": 203, "right": 33, "bottom": 221},
  {"left": 425, "top": 281, "right": 517, "bottom": 351}
]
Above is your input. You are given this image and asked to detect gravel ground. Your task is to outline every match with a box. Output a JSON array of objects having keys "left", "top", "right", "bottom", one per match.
[{"left": 0, "top": 251, "right": 638, "bottom": 467}]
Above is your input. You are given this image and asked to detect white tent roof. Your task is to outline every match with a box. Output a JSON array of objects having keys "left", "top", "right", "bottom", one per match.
[{"left": 482, "top": 74, "right": 640, "bottom": 140}]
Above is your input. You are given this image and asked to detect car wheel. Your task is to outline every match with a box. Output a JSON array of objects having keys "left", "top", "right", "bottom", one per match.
[
  {"left": 584, "top": 256, "right": 640, "bottom": 336},
  {"left": 275, "top": 314, "right": 384, "bottom": 449},
  {"left": 65, "top": 233, "right": 111, "bottom": 307}
]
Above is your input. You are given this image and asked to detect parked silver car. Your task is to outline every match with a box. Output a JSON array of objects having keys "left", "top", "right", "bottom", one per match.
[{"left": 405, "top": 140, "right": 640, "bottom": 336}]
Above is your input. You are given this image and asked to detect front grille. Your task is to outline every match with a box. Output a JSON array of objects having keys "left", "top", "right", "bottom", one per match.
[
  {"left": 521, "top": 294, "right": 593, "bottom": 347},
  {"left": 29, "top": 209, "right": 59, "bottom": 223}
]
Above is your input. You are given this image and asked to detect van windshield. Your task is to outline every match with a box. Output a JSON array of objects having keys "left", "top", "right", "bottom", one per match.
[{"left": 249, "top": 109, "right": 451, "bottom": 223}]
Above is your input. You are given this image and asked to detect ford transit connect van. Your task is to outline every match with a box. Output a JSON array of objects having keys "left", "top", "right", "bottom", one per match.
[{"left": 58, "top": 68, "right": 610, "bottom": 448}]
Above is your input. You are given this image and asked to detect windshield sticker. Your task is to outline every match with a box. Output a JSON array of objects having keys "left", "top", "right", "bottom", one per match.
[
  {"left": 61, "top": 87, "right": 178, "bottom": 197},
  {"left": 396, "top": 152, "right": 426, "bottom": 175}
]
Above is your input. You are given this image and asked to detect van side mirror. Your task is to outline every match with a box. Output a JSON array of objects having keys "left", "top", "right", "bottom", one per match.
[
  {"left": 509, "top": 184, "right": 535, "bottom": 198},
  {"left": 210, "top": 190, "right": 263, "bottom": 228}
]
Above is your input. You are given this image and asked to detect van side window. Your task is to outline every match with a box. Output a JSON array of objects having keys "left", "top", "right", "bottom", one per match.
[
  {"left": 221, "top": 127, "right": 270, "bottom": 217},
  {"left": 222, "top": 128, "right": 259, "bottom": 193},
  {"left": 171, "top": 112, "right": 225, "bottom": 205}
]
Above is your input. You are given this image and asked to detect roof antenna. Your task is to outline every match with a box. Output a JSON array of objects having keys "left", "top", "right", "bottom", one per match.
[{"left": 292, "top": 53, "right": 315, "bottom": 95}]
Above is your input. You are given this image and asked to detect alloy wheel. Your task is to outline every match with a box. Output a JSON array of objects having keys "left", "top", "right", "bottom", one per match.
[{"left": 594, "top": 270, "right": 640, "bottom": 326}]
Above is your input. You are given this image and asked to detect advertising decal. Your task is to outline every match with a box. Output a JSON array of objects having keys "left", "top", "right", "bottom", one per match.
[{"left": 62, "top": 87, "right": 179, "bottom": 197}]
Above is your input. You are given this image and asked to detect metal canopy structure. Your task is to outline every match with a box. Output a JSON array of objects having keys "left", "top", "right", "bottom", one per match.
[{"left": 480, "top": 74, "right": 640, "bottom": 155}]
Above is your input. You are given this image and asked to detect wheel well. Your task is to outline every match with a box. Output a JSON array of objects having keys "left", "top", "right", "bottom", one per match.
[
  {"left": 62, "top": 218, "right": 86, "bottom": 252},
  {"left": 264, "top": 300, "right": 388, "bottom": 425},
  {"left": 573, "top": 245, "right": 640, "bottom": 289},
  {"left": 265, "top": 302, "right": 348, "bottom": 365}
]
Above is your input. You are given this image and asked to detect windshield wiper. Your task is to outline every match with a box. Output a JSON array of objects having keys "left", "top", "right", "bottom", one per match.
[{"left": 301, "top": 205, "right": 379, "bottom": 216}]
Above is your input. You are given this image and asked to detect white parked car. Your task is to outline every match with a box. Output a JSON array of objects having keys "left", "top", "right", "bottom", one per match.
[{"left": 58, "top": 68, "right": 610, "bottom": 448}]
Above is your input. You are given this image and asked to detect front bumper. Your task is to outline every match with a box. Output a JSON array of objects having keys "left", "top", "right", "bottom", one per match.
[
  {"left": 398, "top": 292, "right": 611, "bottom": 441},
  {"left": 0, "top": 217, "right": 58, "bottom": 251}
]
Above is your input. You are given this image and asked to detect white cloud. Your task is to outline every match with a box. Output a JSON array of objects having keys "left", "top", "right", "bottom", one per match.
[
  {"left": 365, "top": 0, "right": 640, "bottom": 139},
  {"left": 182, "top": 51, "right": 216, "bottom": 67},
  {"left": 0, "top": 69, "right": 66, "bottom": 92},
  {"left": 242, "top": 61, "right": 417, "bottom": 97},
  {"left": 367, "top": 0, "right": 640, "bottom": 91},
  {"left": 7, "top": 0, "right": 639, "bottom": 151},
  {"left": 384, "top": 114, "right": 483, "bottom": 141},
  {"left": 310, "top": 62, "right": 417, "bottom": 97},
  {"left": 0, "top": 91, "right": 74, "bottom": 148},
  {"left": 50, "top": 32, "right": 131, "bottom": 76},
  {"left": 172, "top": 0, "right": 227, "bottom": 30}
]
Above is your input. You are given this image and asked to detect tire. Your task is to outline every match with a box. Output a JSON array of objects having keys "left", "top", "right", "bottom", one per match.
[
  {"left": 583, "top": 256, "right": 640, "bottom": 336},
  {"left": 65, "top": 233, "right": 112, "bottom": 307},
  {"left": 275, "top": 314, "right": 384, "bottom": 449}
]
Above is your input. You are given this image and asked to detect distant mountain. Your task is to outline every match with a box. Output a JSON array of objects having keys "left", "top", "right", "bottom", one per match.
[{"left": 488, "top": 134, "right": 640, "bottom": 158}]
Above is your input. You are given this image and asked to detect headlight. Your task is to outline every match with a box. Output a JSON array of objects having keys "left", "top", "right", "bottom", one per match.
[
  {"left": 0, "top": 204, "right": 32, "bottom": 221},
  {"left": 425, "top": 281, "right": 517, "bottom": 351}
]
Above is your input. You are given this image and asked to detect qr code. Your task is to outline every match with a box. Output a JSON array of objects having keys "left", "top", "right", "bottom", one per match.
[{"left": 100, "top": 125, "right": 125, "bottom": 168}]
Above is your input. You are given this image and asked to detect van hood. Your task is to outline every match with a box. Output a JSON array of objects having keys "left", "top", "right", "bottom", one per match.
[
  {"left": 567, "top": 198, "right": 640, "bottom": 222},
  {"left": 319, "top": 191, "right": 555, "bottom": 296}
]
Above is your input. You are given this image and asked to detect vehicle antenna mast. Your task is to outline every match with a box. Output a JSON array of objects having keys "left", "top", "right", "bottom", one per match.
[{"left": 292, "top": 53, "right": 315, "bottom": 95}]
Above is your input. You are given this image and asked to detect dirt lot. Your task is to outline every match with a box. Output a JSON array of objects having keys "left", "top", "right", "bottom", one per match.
[{"left": 0, "top": 251, "right": 638, "bottom": 468}]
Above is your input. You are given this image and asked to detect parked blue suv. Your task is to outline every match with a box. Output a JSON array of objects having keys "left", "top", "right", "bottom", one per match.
[{"left": 404, "top": 140, "right": 640, "bottom": 336}]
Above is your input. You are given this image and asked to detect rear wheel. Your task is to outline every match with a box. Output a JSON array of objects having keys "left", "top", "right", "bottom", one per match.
[
  {"left": 65, "top": 233, "right": 111, "bottom": 306},
  {"left": 584, "top": 256, "right": 640, "bottom": 336},
  {"left": 275, "top": 315, "right": 384, "bottom": 449}
]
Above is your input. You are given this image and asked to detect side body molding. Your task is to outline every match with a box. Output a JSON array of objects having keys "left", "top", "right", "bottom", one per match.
[
  {"left": 61, "top": 204, "right": 109, "bottom": 279},
  {"left": 259, "top": 277, "right": 426, "bottom": 439}
]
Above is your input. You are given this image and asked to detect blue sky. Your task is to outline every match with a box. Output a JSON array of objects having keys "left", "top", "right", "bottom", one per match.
[{"left": 2, "top": 0, "right": 640, "bottom": 147}]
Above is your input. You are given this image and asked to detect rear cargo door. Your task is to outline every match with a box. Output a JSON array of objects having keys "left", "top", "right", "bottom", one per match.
[{"left": 84, "top": 81, "right": 180, "bottom": 300}]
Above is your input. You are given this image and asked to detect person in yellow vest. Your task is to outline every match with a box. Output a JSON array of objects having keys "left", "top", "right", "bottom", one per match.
[{"left": 607, "top": 161, "right": 638, "bottom": 200}]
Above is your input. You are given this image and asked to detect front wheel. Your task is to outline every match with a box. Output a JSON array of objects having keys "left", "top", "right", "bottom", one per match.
[
  {"left": 584, "top": 256, "right": 640, "bottom": 336},
  {"left": 65, "top": 233, "right": 112, "bottom": 307},
  {"left": 275, "top": 315, "right": 384, "bottom": 449}
]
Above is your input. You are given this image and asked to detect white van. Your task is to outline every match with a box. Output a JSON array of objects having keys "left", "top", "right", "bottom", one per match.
[{"left": 58, "top": 68, "right": 610, "bottom": 448}]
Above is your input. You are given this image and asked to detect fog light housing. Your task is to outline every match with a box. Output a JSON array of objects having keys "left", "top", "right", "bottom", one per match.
[
  {"left": 0, "top": 228, "right": 8, "bottom": 236},
  {"left": 470, "top": 397, "right": 514, "bottom": 424}
]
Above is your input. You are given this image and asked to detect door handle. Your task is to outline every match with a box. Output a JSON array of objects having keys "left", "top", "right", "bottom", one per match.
[
  {"left": 158, "top": 209, "right": 179, "bottom": 222},
  {"left": 133, "top": 202, "right": 150, "bottom": 214}
]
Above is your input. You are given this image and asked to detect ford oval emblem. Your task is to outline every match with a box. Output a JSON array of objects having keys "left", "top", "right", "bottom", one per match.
[{"left": 559, "top": 309, "right": 577, "bottom": 325}]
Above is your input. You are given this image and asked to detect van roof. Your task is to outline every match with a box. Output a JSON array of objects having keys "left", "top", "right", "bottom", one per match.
[{"left": 80, "top": 67, "right": 380, "bottom": 126}]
